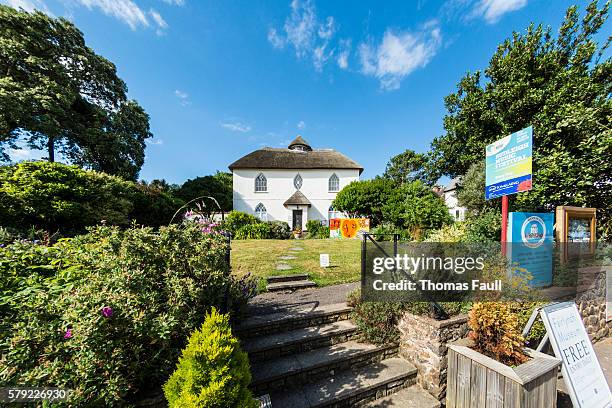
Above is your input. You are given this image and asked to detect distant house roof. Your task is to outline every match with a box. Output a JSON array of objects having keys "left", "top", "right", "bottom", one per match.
[
  {"left": 444, "top": 177, "right": 462, "bottom": 192},
  {"left": 229, "top": 137, "right": 363, "bottom": 174},
  {"left": 283, "top": 190, "right": 311, "bottom": 206}
]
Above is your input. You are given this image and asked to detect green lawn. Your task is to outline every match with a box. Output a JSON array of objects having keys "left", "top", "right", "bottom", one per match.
[{"left": 230, "top": 239, "right": 361, "bottom": 287}]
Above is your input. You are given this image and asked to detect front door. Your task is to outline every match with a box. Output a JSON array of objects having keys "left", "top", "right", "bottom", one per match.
[{"left": 292, "top": 210, "right": 303, "bottom": 230}]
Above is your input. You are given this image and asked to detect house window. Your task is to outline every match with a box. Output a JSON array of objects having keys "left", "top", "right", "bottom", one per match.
[
  {"left": 328, "top": 173, "right": 339, "bottom": 192},
  {"left": 255, "top": 173, "right": 267, "bottom": 192},
  {"left": 294, "top": 174, "right": 303, "bottom": 190},
  {"left": 328, "top": 206, "right": 337, "bottom": 221},
  {"left": 255, "top": 203, "right": 267, "bottom": 221}
]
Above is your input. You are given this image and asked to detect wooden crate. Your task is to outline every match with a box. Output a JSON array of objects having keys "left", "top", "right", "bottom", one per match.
[{"left": 446, "top": 338, "right": 560, "bottom": 408}]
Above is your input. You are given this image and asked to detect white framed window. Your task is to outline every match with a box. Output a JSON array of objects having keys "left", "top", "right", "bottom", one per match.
[
  {"left": 255, "top": 173, "right": 267, "bottom": 192},
  {"left": 255, "top": 203, "right": 267, "bottom": 221},
  {"left": 328, "top": 205, "right": 338, "bottom": 221},
  {"left": 328, "top": 173, "right": 339, "bottom": 192},
  {"left": 294, "top": 174, "right": 303, "bottom": 190}
]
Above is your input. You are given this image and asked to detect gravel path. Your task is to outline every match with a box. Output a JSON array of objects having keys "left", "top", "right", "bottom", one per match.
[{"left": 247, "top": 282, "right": 359, "bottom": 315}]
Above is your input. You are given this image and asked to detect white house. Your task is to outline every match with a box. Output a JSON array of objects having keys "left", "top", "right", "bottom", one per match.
[
  {"left": 229, "top": 136, "right": 362, "bottom": 231},
  {"left": 443, "top": 177, "right": 467, "bottom": 221}
]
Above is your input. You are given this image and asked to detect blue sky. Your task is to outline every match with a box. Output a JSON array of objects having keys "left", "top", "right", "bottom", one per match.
[{"left": 3, "top": 0, "right": 603, "bottom": 184}]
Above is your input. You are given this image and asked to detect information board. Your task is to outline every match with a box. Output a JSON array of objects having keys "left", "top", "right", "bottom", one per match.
[
  {"left": 540, "top": 302, "right": 612, "bottom": 408},
  {"left": 485, "top": 126, "right": 533, "bottom": 199},
  {"left": 506, "top": 212, "right": 554, "bottom": 287},
  {"left": 320, "top": 254, "right": 330, "bottom": 268}
]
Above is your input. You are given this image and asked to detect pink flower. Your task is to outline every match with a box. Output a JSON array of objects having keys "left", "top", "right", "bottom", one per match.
[
  {"left": 101, "top": 306, "right": 113, "bottom": 318},
  {"left": 64, "top": 328, "right": 72, "bottom": 339}
]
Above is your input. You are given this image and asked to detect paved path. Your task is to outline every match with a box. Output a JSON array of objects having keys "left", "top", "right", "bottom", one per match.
[
  {"left": 557, "top": 337, "right": 612, "bottom": 407},
  {"left": 247, "top": 282, "right": 359, "bottom": 315}
]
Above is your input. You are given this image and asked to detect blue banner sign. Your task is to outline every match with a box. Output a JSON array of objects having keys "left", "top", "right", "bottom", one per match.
[
  {"left": 485, "top": 126, "right": 533, "bottom": 200},
  {"left": 506, "top": 212, "right": 554, "bottom": 287}
]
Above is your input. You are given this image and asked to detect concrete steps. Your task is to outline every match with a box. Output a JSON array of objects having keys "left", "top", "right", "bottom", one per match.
[
  {"left": 266, "top": 273, "right": 316, "bottom": 292},
  {"left": 238, "top": 302, "right": 426, "bottom": 406},
  {"left": 364, "top": 385, "right": 441, "bottom": 408},
  {"left": 267, "top": 358, "right": 418, "bottom": 408},
  {"left": 250, "top": 341, "right": 399, "bottom": 394},
  {"left": 241, "top": 320, "right": 360, "bottom": 362}
]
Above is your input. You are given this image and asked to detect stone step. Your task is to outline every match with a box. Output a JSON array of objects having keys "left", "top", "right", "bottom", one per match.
[
  {"left": 266, "top": 280, "right": 316, "bottom": 292},
  {"left": 266, "top": 273, "right": 309, "bottom": 284},
  {"left": 266, "top": 357, "right": 417, "bottom": 408},
  {"left": 235, "top": 303, "right": 352, "bottom": 339},
  {"left": 250, "top": 341, "right": 399, "bottom": 394},
  {"left": 242, "top": 320, "right": 360, "bottom": 362},
  {"left": 365, "top": 385, "right": 441, "bottom": 408}
]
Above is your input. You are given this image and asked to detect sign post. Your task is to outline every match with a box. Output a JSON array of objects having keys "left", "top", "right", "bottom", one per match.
[
  {"left": 486, "top": 126, "right": 533, "bottom": 253},
  {"left": 540, "top": 302, "right": 612, "bottom": 408}
]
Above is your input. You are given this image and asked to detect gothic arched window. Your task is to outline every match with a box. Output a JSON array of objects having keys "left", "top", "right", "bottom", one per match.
[
  {"left": 255, "top": 173, "right": 267, "bottom": 192},
  {"left": 255, "top": 203, "right": 267, "bottom": 221},
  {"left": 328, "top": 173, "right": 339, "bottom": 192}
]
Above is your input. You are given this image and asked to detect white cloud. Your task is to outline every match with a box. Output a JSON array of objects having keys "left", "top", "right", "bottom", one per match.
[
  {"left": 5, "top": 0, "right": 51, "bottom": 13},
  {"left": 174, "top": 89, "right": 190, "bottom": 106},
  {"left": 161, "top": 0, "right": 184, "bottom": 5},
  {"left": 336, "top": 38, "right": 351, "bottom": 69},
  {"left": 359, "top": 22, "right": 441, "bottom": 91},
  {"left": 75, "top": 0, "right": 149, "bottom": 30},
  {"left": 7, "top": 147, "right": 45, "bottom": 161},
  {"left": 473, "top": 0, "right": 527, "bottom": 23},
  {"left": 149, "top": 8, "right": 168, "bottom": 35},
  {"left": 147, "top": 138, "right": 164, "bottom": 145},
  {"left": 268, "top": 0, "right": 339, "bottom": 71},
  {"left": 297, "top": 120, "right": 306, "bottom": 129},
  {"left": 221, "top": 121, "right": 251, "bottom": 133}
]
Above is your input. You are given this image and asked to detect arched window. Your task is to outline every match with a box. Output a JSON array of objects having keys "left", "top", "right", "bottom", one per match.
[
  {"left": 294, "top": 174, "right": 303, "bottom": 190},
  {"left": 255, "top": 203, "right": 267, "bottom": 221},
  {"left": 328, "top": 205, "right": 337, "bottom": 221},
  {"left": 328, "top": 173, "right": 339, "bottom": 192},
  {"left": 255, "top": 173, "right": 267, "bottom": 192}
]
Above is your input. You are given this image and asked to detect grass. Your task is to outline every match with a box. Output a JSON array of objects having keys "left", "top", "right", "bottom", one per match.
[{"left": 230, "top": 238, "right": 361, "bottom": 288}]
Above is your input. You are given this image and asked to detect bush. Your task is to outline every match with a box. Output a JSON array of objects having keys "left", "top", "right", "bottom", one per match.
[
  {"left": 130, "top": 182, "right": 185, "bottom": 228},
  {"left": 317, "top": 226, "right": 330, "bottom": 239},
  {"left": 306, "top": 219, "right": 322, "bottom": 238},
  {"left": 163, "top": 308, "right": 258, "bottom": 408},
  {"left": 234, "top": 223, "right": 273, "bottom": 239},
  {"left": 464, "top": 208, "right": 501, "bottom": 243},
  {"left": 468, "top": 302, "right": 528, "bottom": 366},
  {"left": 351, "top": 301, "right": 406, "bottom": 344},
  {"left": 0, "top": 161, "right": 136, "bottom": 234},
  {"left": 223, "top": 211, "right": 259, "bottom": 235},
  {"left": 268, "top": 221, "right": 291, "bottom": 239},
  {"left": 0, "top": 223, "right": 254, "bottom": 406}
]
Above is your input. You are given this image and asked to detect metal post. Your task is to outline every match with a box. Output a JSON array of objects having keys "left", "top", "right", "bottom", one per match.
[
  {"left": 501, "top": 195, "right": 509, "bottom": 255},
  {"left": 361, "top": 233, "right": 367, "bottom": 290}
]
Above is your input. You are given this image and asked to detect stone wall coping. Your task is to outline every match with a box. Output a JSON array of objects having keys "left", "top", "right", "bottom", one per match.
[
  {"left": 578, "top": 265, "right": 612, "bottom": 275},
  {"left": 402, "top": 312, "right": 468, "bottom": 329}
]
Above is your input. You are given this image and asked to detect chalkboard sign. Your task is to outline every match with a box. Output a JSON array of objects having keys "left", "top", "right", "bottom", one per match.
[{"left": 540, "top": 302, "right": 612, "bottom": 408}]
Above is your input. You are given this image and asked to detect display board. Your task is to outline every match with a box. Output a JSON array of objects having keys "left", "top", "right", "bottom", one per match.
[
  {"left": 506, "top": 212, "right": 554, "bottom": 287},
  {"left": 485, "top": 126, "right": 533, "bottom": 199},
  {"left": 540, "top": 302, "right": 612, "bottom": 408},
  {"left": 329, "top": 218, "right": 370, "bottom": 239}
]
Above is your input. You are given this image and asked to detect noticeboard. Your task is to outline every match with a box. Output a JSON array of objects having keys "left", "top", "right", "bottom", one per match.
[
  {"left": 540, "top": 302, "right": 612, "bottom": 408},
  {"left": 485, "top": 126, "right": 533, "bottom": 200}
]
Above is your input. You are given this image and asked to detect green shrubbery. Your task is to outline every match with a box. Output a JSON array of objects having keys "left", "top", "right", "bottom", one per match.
[
  {"left": 163, "top": 308, "right": 258, "bottom": 408},
  {"left": 224, "top": 210, "right": 291, "bottom": 239},
  {"left": 0, "top": 223, "right": 255, "bottom": 406},
  {"left": 223, "top": 211, "right": 259, "bottom": 235},
  {"left": 305, "top": 220, "right": 329, "bottom": 239},
  {"left": 234, "top": 223, "right": 273, "bottom": 239}
]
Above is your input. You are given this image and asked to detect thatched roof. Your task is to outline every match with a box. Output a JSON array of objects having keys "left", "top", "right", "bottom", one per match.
[
  {"left": 283, "top": 190, "right": 311, "bottom": 206},
  {"left": 229, "top": 142, "right": 363, "bottom": 174},
  {"left": 288, "top": 135, "right": 312, "bottom": 151}
]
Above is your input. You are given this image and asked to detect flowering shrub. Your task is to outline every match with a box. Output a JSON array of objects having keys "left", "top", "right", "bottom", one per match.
[
  {"left": 163, "top": 308, "right": 258, "bottom": 408},
  {"left": 0, "top": 223, "right": 255, "bottom": 406}
]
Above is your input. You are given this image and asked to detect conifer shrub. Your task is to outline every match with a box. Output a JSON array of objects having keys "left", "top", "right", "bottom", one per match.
[
  {"left": 163, "top": 308, "right": 258, "bottom": 408},
  {"left": 468, "top": 302, "right": 529, "bottom": 366}
]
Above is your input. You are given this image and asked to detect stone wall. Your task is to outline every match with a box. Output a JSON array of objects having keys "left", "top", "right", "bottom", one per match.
[
  {"left": 397, "top": 313, "right": 468, "bottom": 402},
  {"left": 576, "top": 265, "right": 611, "bottom": 342}
]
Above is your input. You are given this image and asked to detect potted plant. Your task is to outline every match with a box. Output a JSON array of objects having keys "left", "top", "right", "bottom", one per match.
[
  {"left": 293, "top": 227, "right": 302, "bottom": 239},
  {"left": 446, "top": 302, "right": 560, "bottom": 408}
]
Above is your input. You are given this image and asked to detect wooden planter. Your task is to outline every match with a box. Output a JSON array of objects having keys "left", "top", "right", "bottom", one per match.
[{"left": 446, "top": 338, "right": 560, "bottom": 408}]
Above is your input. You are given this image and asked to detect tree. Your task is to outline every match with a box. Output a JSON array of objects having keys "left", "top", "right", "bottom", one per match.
[
  {"left": 332, "top": 178, "right": 395, "bottom": 226},
  {"left": 383, "top": 149, "right": 435, "bottom": 185},
  {"left": 381, "top": 181, "right": 452, "bottom": 239},
  {"left": 456, "top": 161, "right": 498, "bottom": 214},
  {"left": 428, "top": 1, "right": 612, "bottom": 229},
  {"left": 176, "top": 172, "right": 233, "bottom": 215},
  {"left": 0, "top": 6, "right": 152, "bottom": 180}
]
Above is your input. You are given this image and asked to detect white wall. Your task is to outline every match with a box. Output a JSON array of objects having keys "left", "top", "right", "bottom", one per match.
[
  {"left": 232, "top": 168, "right": 359, "bottom": 229},
  {"left": 444, "top": 189, "right": 467, "bottom": 221}
]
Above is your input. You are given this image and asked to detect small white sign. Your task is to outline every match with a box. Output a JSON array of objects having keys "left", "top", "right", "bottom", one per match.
[
  {"left": 320, "top": 254, "right": 330, "bottom": 268},
  {"left": 607, "top": 270, "right": 612, "bottom": 322},
  {"left": 540, "top": 302, "right": 612, "bottom": 408}
]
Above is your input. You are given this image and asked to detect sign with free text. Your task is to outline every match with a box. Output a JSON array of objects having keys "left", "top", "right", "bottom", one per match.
[
  {"left": 485, "top": 126, "right": 533, "bottom": 199},
  {"left": 320, "top": 254, "right": 330, "bottom": 268},
  {"left": 540, "top": 302, "right": 612, "bottom": 408}
]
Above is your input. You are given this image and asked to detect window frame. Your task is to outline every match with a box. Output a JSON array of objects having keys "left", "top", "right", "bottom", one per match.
[
  {"left": 328, "top": 173, "right": 340, "bottom": 192},
  {"left": 255, "top": 203, "right": 267, "bottom": 221},
  {"left": 254, "top": 173, "right": 267, "bottom": 192}
]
